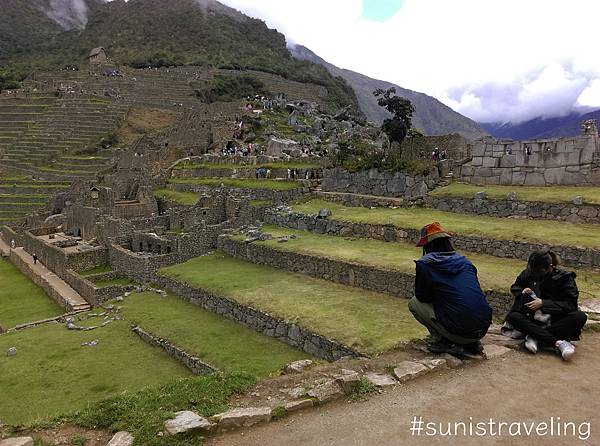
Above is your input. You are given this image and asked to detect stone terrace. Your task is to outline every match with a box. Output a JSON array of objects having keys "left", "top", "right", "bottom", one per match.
[{"left": 0, "top": 97, "right": 128, "bottom": 181}]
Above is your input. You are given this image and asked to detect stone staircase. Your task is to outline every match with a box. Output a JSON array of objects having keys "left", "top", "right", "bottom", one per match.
[{"left": 8, "top": 246, "right": 91, "bottom": 312}]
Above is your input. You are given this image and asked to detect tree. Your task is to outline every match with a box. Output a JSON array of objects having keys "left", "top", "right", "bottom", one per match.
[{"left": 373, "top": 87, "right": 415, "bottom": 155}]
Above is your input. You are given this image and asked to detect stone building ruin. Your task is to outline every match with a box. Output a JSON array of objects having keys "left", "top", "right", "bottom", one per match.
[{"left": 456, "top": 119, "right": 600, "bottom": 186}]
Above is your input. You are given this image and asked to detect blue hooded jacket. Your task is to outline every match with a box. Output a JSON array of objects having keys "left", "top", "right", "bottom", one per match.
[{"left": 415, "top": 252, "right": 492, "bottom": 338}]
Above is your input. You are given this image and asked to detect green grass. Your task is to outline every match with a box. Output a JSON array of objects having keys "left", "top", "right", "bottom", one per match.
[
  {"left": 0, "top": 321, "right": 191, "bottom": 425},
  {"left": 292, "top": 199, "right": 600, "bottom": 248},
  {"left": 168, "top": 178, "right": 302, "bottom": 191},
  {"left": 92, "top": 277, "right": 135, "bottom": 288},
  {"left": 174, "top": 162, "right": 321, "bottom": 170},
  {"left": 79, "top": 265, "right": 112, "bottom": 276},
  {"left": 120, "top": 292, "right": 310, "bottom": 377},
  {"left": 0, "top": 193, "right": 49, "bottom": 199},
  {"left": 0, "top": 258, "right": 63, "bottom": 328},
  {"left": 348, "top": 378, "right": 377, "bottom": 402},
  {"left": 431, "top": 183, "right": 600, "bottom": 205},
  {"left": 154, "top": 188, "right": 199, "bottom": 205},
  {"left": 68, "top": 372, "right": 255, "bottom": 446},
  {"left": 0, "top": 183, "right": 70, "bottom": 189},
  {"left": 160, "top": 253, "right": 427, "bottom": 355},
  {"left": 250, "top": 226, "right": 600, "bottom": 300},
  {"left": 249, "top": 199, "right": 272, "bottom": 207}
]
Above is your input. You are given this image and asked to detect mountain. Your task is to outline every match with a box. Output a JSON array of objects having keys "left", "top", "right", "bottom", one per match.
[
  {"left": 481, "top": 109, "right": 600, "bottom": 140},
  {"left": 0, "top": 0, "right": 63, "bottom": 61},
  {"left": 0, "top": 0, "right": 357, "bottom": 111},
  {"left": 290, "top": 45, "right": 488, "bottom": 140}
]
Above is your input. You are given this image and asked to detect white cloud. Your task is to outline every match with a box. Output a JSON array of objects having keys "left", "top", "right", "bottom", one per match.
[{"left": 220, "top": 0, "right": 600, "bottom": 123}]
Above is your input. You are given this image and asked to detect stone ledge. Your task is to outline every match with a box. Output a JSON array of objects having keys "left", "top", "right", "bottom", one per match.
[
  {"left": 218, "top": 235, "right": 516, "bottom": 317},
  {"left": 156, "top": 275, "right": 363, "bottom": 361},
  {"left": 425, "top": 195, "right": 600, "bottom": 224},
  {"left": 132, "top": 326, "right": 217, "bottom": 375},
  {"left": 265, "top": 210, "right": 600, "bottom": 269}
]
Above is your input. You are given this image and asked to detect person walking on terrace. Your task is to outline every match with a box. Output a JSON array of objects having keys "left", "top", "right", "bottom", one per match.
[
  {"left": 409, "top": 222, "right": 492, "bottom": 357},
  {"left": 505, "top": 251, "right": 587, "bottom": 361}
]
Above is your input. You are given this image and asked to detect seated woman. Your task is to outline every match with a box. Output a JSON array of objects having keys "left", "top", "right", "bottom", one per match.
[
  {"left": 409, "top": 222, "right": 492, "bottom": 357},
  {"left": 505, "top": 251, "right": 587, "bottom": 361}
]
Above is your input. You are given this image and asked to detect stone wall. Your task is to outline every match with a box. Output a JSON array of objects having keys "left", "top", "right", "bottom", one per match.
[
  {"left": 155, "top": 275, "right": 362, "bottom": 361},
  {"left": 457, "top": 135, "right": 600, "bottom": 186},
  {"left": 314, "top": 191, "right": 406, "bottom": 208},
  {"left": 425, "top": 196, "right": 600, "bottom": 224},
  {"left": 172, "top": 166, "right": 320, "bottom": 180},
  {"left": 170, "top": 183, "right": 307, "bottom": 204},
  {"left": 8, "top": 250, "right": 79, "bottom": 311},
  {"left": 0, "top": 225, "right": 21, "bottom": 247},
  {"left": 108, "top": 244, "right": 175, "bottom": 283},
  {"left": 132, "top": 326, "right": 217, "bottom": 375},
  {"left": 218, "top": 236, "right": 514, "bottom": 317},
  {"left": 64, "top": 269, "right": 134, "bottom": 306},
  {"left": 21, "top": 231, "right": 108, "bottom": 278},
  {"left": 321, "top": 167, "right": 441, "bottom": 199},
  {"left": 175, "top": 153, "right": 324, "bottom": 167},
  {"left": 264, "top": 210, "right": 600, "bottom": 269}
]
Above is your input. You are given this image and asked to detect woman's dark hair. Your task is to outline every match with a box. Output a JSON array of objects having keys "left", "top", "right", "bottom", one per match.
[
  {"left": 527, "top": 251, "right": 554, "bottom": 272},
  {"left": 423, "top": 237, "right": 455, "bottom": 254}
]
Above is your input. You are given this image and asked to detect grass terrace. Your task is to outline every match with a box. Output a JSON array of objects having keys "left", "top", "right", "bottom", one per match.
[
  {"left": 247, "top": 226, "right": 600, "bottom": 300},
  {"left": 92, "top": 277, "right": 135, "bottom": 288},
  {"left": 0, "top": 183, "right": 70, "bottom": 189},
  {"left": 0, "top": 321, "right": 190, "bottom": 425},
  {"left": 160, "top": 253, "right": 427, "bottom": 355},
  {"left": 0, "top": 258, "right": 63, "bottom": 328},
  {"left": 431, "top": 183, "right": 600, "bottom": 205},
  {"left": 79, "top": 264, "right": 113, "bottom": 276},
  {"left": 120, "top": 291, "right": 309, "bottom": 377},
  {"left": 154, "top": 188, "right": 199, "bottom": 205},
  {"left": 0, "top": 193, "right": 49, "bottom": 199},
  {"left": 292, "top": 199, "right": 600, "bottom": 248},
  {"left": 174, "top": 161, "right": 321, "bottom": 170},
  {"left": 168, "top": 178, "right": 302, "bottom": 191}
]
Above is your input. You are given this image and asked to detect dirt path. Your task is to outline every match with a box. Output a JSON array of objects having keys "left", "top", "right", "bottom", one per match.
[{"left": 209, "top": 332, "right": 600, "bottom": 446}]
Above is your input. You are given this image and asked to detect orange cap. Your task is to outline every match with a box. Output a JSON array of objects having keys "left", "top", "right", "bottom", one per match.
[{"left": 416, "top": 221, "right": 452, "bottom": 247}]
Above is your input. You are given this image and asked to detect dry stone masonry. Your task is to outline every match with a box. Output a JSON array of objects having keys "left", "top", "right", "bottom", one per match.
[{"left": 457, "top": 128, "right": 600, "bottom": 186}]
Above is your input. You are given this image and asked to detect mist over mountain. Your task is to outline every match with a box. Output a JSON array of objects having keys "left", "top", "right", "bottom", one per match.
[
  {"left": 290, "top": 45, "right": 488, "bottom": 140},
  {"left": 481, "top": 109, "right": 600, "bottom": 140}
]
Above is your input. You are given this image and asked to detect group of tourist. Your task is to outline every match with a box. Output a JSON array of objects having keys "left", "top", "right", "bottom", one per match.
[
  {"left": 221, "top": 142, "right": 259, "bottom": 157},
  {"left": 410, "top": 222, "right": 586, "bottom": 361},
  {"left": 419, "top": 148, "right": 447, "bottom": 161}
]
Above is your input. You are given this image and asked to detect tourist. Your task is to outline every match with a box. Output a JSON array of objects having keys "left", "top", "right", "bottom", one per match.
[
  {"left": 409, "top": 222, "right": 492, "bottom": 356},
  {"left": 504, "top": 251, "right": 587, "bottom": 361},
  {"left": 10, "top": 239, "right": 15, "bottom": 249},
  {"left": 32, "top": 253, "right": 38, "bottom": 265}
]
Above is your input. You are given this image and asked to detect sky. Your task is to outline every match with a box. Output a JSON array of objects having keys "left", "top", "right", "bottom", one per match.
[{"left": 218, "top": 0, "right": 600, "bottom": 124}]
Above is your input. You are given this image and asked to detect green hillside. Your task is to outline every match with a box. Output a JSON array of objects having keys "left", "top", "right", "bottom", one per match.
[{"left": 0, "top": 0, "right": 357, "bottom": 110}]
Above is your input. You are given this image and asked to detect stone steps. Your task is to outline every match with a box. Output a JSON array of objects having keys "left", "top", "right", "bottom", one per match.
[
  {"left": 158, "top": 252, "right": 426, "bottom": 360},
  {"left": 280, "top": 199, "right": 600, "bottom": 268},
  {"left": 218, "top": 227, "right": 600, "bottom": 317},
  {"left": 9, "top": 247, "right": 91, "bottom": 311}
]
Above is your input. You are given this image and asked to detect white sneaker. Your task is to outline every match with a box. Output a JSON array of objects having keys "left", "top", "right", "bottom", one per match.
[
  {"left": 524, "top": 335, "right": 538, "bottom": 354},
  {"left": 556, "top": 340, "right": 575, "bottom": 361}
]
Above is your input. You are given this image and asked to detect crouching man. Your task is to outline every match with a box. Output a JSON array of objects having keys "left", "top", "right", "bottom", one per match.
[{"left": 409, "top": 222, "right": 492, "bottom": 356}]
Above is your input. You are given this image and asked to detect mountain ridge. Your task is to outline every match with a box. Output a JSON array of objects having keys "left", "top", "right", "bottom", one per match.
[
  {"left": 290, "top": 44, "right": 488, "bottom": 140},
  {"left": 480, "top": 109, "right": 600, "bottom": 140}
]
